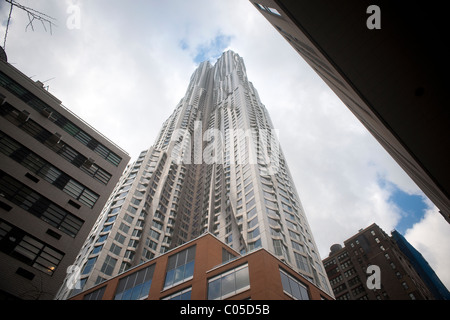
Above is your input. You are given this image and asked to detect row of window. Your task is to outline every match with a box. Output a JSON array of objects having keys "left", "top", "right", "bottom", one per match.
[
  {"left": 0, "top": 170, "right": 84, "bottom": 237},
  {"left": 83, "top": 245, "right": 196, "bottom": 300},
  {"left": 0, "top": 130, "right": 99, "bottom": 208},
  {"left": 84, "top": 154, "right": 163, "bottom": 271},
  {"left": 164, "top": 245, "right": 196, "bottom": 289},
  {"left": 0, "top": 102, "right": 112, "bottom": 185},
  {"left": 81, "top": 244, "right": 311, "bottom": 301},
  {"left": 115, "top": 264, "right": 154, "bottom": 300},
  {"left": 0, "top": 71, "right": 123, "bottom": 166},
  {"left": 236, "top": 177, "right": 318, "bottom": 278},
  {"left": 0, "top": 218, "right": 64, "bottom": 276},
  {"left": 208, "top": 264, "right": 250, "bottom": 300},
  {"left": 279, "top": 268, "right": 310, "bottom": 300},
  {"left": 86, "top": 263, "right": 248, "bottom": 301}
]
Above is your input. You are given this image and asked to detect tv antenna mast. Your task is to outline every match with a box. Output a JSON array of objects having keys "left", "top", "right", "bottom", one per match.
[{"left": 2, "top": 0, "right": 57, "bottom": 50}]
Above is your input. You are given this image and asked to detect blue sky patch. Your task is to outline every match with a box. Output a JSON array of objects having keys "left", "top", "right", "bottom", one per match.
[
  {"left": 390, "top": 188, "right": 427, "bottom": 234},
  {"left": 179, "top": 39, "right": 189, "bottom": 51},
  {"left": 193, "top": 33, "right": 232, "bottom": 64},
  {"left": 378, "top": 176, "right": 428, "bottom": 234}
]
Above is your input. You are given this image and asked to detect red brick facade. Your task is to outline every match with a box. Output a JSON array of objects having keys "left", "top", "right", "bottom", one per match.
[{"left": 70, "top": 233, "right": 332, "bottom": 300}]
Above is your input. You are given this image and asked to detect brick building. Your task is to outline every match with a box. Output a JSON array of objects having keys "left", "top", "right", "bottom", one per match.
[
  {"left": 69, "top": 233, "right": 332, "bottom": 300},
  {"left": 323, "top": 224, "right": 435, "bottom": 300}
]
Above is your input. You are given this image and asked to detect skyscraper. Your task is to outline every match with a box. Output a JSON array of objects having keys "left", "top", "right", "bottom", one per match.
[{"left": 56, "top": 50, "right": 332, "bottom": 299}]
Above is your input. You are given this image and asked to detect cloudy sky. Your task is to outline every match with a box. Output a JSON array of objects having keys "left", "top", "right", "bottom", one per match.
[{"left": 1, "top": 0, "right": 448, "bottom": 290}]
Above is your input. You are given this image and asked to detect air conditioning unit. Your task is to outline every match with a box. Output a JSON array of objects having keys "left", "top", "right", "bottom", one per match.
[
  {"left": 17, "top": 110, "right": 30, "bottom": 122},
  {"left": 0, "top": 93, "right": 6, "bottom": 105},
  {"left": 40, "top": 108, "right": 52, "bottom": 118},
  {"left": 48, "top": 132, "right": 62, "bottom": 144},
  {"left": 82, "top": 158, "right": 95, "bottom": 169}
]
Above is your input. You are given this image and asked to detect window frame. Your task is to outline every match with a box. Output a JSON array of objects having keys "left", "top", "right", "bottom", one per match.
[
  {"left": 207, "top": 263, "right": 250, "bottom": 300},
  {"left": 163, "top": 245, "right": 196, "bottom": 290},
  {"left": 114, "top": 264, "right": 155, "bottom": 300},
  {"left": 279, "top": 268, "right": 310, "bottom": 300}
]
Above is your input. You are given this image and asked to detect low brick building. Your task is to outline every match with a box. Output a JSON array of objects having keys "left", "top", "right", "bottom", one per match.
[{"left": 69, "top": 233, "right": 333, "bottom": 300}]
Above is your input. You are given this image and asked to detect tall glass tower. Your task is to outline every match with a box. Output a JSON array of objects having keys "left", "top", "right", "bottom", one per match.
[{"left": 56, "top": 50, "right": 332, "bottom": 299}]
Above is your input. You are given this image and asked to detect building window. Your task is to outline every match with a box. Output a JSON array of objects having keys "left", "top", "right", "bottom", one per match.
[
  {"left": 83, "top": 286, "right": 106, "bottom": 300},
  {"left": 163, "top": 245, "right": 196, "bottom": 289},
  {"left": 97, "top": 234, "right": 108, "bottom": 243},
  {"left": 100, "top": 255, "right": 117, "bottom": 276},
  {"left": 0, "top": 219, "right": 64, "bottom": 275},
  {"left": 162, "top": 287, "right": 192, "bottom": 300},
  {"left": 0, "top": 108, "right": 112, "bottom": 185},
  {"left": 222, "top": 248, "right": 236, "bottom": 263},
  {"left": 92, "top": 245, "right": 103, "bottom": 255},
  {"left": 247, "top": 216, "right": 258, "bottom": 229},
  {"left": 82, "top": 257, "right": 97, "bottom": 275},
  {"left": 247, "top": 238, "right": 261, "bottom": 251},
  {"left": 0, "top": 132, "right": 99, "bottom": 208},
  {"left": 247, "top": 206, "right": 257, "bottom": 219},
  {"left": 114, "top": 233, "right": 126, "bottom": 244},
  {"left": 279, "top": 268, "right": 309, "bottom": 300},
  {"left": 101, "top": 225, "right": 112, "bottom": 233},
  {"left": 248, "top": 226, "right": 260, "bottom": 240},
  {"left": 114, "top": 264, "right": 155, "bottom": 300},
  {"left": 119, "top": 223, "right": 130, "bottom": 234},
  {"left": 110, "top": 243, "right": 122, "bottom": 255},
  {"left": 0, "top": 170, "right": 84, "bottom": 237},
  {"left": 208, "top": 264, "right": 250, "bottom": 300},
  {"left": 351, "top": 285, "right": 366, "bottom": 296},
  {"left": 0, "top": 71, "right": 123, "bottom": 166},
  {"left": 273, "top": 239, "right": 290, "bottom": 262},
  {"left": 294, "top": 252, "right": 311, "bottom": 273},
  {"left": 337, "top": 292, "right": 351, "bottom": 300},
  {"left": 255, "top": 3, "right": 282, "bottom": 17}
]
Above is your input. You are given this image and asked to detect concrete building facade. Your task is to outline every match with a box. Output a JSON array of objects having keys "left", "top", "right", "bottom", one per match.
[{"left": 0, "top": 57, "right": 129, "bottom": 299}]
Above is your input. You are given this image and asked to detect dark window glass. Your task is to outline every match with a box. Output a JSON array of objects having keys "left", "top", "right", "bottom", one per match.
[
  {"left": 163, "top": 245, "right": 196, "bottom": 289},
  {"left": 114, "top": 265, "right": 155, "bottom": 300}
]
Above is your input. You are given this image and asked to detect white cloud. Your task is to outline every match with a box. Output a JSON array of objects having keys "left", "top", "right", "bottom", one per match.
[
  {"left": 405, "top": 203, "right": 450, "bottom": 290},
  {"left": 2, "top": 0, "right": 448, "bottom": 290},
  {"left": 273, "top": 87, "right": 404, "bottom": 255}
]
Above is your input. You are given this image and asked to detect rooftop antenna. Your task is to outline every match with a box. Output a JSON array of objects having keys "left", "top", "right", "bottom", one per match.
[
  {"left": 42, "top": 77, "right": 55, "bottom": 91},
  {"left": 2, "top": 0, "right": 57, "bottom": 51}
]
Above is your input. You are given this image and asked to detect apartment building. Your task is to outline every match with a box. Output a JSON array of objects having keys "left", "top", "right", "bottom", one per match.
[
  {"left": 0, "top": 55, "right": 129, "bottom": 299},
  {"left": 323, "top": 224, "right": 437, "bottom": 300},
  {"left": 56, "top": 50, "right": 332, "bottom": 299},
  {"left": 69, "top": 233, "right": 333, "bottom": 300}
]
